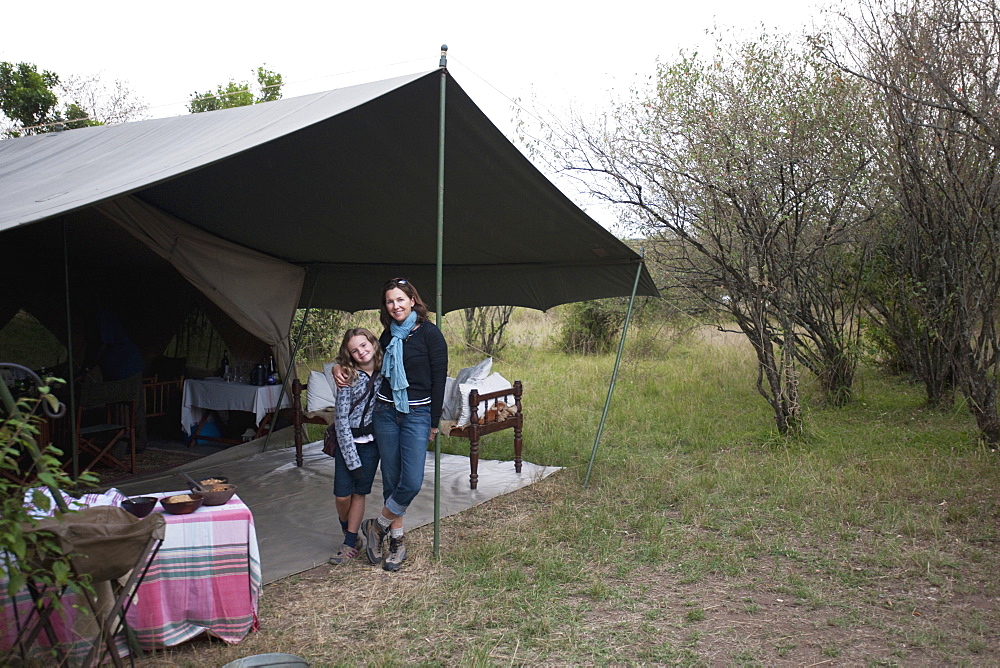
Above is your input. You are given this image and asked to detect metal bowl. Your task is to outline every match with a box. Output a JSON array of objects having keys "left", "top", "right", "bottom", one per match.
[
  {"left": 160, "top": 493, "right": 204, "bottom": 515},
  {"left": 200, "top": 483, "right": 237, "bottom": 506},
  {"left": 121, "top": 496, "right": 158, "bottom": 518}
]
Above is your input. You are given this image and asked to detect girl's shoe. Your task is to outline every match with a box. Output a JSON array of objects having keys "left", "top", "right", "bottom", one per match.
[
  {"left": 329, "top": 532, "right": 365, "bottom": 565},
  {"left": 329, "top": 543, "right": 360, "bottom": 565}
]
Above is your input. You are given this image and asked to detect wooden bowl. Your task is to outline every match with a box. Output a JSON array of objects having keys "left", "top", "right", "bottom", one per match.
[
  {"left": 160, "top": 493, "right": 204, "bottom": 515},
  {"left": 200, "top": 483, "right": 237, "bottom": 506},
  {"left": 121, "top": 496, "right": 158, "bottom": 518}
]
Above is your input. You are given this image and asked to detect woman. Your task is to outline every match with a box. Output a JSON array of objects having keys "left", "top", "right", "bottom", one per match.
[
  {"left": 338, "top": 278, "right": 448, "bottom": 571},
  {"left": 328, "top": 328, "right": 383, "bottom": 565}
]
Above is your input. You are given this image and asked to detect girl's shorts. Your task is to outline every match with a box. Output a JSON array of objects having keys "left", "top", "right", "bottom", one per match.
[{"left": 333, "top": 440, "right": 379, "bottom": 497}]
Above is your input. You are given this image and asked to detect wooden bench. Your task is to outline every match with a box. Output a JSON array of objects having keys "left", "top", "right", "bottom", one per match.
[
  {"left": 290, "top": 377, "right": 524, "bottom": 489},
  {"left": 446, "top": 380, "right": 523, "bottom": 489}
]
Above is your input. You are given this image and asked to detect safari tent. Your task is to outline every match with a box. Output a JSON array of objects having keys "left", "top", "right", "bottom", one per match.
[{"left": 0, "top": 69, "right": 657, "bottom": 379}]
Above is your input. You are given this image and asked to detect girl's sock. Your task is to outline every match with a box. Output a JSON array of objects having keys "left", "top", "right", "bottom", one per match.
[
  {"left": 390, "top": 528, "right": 404, "bottom": 539},
  {"left": 377, "top": 513, "right": 392, "bottom": 531},
  {"left": 344, "top": 531, "right": 358, "bottom": 549},
  {"left": 339, "top": 519, "right": 349, "bottom": 535}
]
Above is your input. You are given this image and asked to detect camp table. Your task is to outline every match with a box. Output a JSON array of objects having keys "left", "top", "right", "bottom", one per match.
[
  {"left": 182, "top": 377, "right": 291, "bottom": 445},
  {"left": 1, "top": 492, "right": 261, "bottom": 660}
]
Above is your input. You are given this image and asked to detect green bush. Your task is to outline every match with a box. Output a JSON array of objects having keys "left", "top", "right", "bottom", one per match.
[
  {"left": 0, "top": 369, "right": 97, "bottom": 650},
  {"left": 556, "top": 299, "right": 627, "bottom": 354}
]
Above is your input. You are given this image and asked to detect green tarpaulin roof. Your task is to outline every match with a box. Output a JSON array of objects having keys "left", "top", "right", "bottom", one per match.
[{"left": 0, "top": 70, "right": 656, "bottom": 316}]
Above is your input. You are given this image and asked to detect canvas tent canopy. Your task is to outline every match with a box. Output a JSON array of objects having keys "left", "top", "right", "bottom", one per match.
[{"left": 0, "top": 69, "right": 658, "bottom": 374}]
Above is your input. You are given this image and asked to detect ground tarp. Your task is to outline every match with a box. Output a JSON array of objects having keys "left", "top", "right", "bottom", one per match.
[{"left": 114, "top": 435, "right": 560, "bottom": 584}]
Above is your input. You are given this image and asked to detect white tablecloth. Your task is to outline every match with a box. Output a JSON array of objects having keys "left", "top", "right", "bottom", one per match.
[{"left": 181, "top": 378, "right": 291, "bottom": 436}]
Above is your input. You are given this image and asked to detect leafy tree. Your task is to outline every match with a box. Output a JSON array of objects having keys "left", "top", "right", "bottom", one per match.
[
  {"left": 531, "top": 32, "right": 877, "bottom": 432},
  {"left": 825, "top": 0, "right": 1000, "bottom": 441},
  {"left": 0, "top": 62, "right": 59, "bottom": 136},
  {"left": 57, "top": 72, "right": 148, "bottom": 126},
  {"left": 188, "top": 65, "right": 284, "bottom": 113},
  {"left": 0, "top": 62, "right": 147, "bottom": 138},
  {"left": 291, "top": 308, "right": 357, "bottom": 363},
  {"left": 463, "top": 306, "right": 515, "bottom": 356}
]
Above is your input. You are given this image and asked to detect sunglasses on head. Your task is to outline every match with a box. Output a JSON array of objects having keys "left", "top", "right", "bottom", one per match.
[{"left": 386, "top": 277, "right": 408, "bottom": 286}]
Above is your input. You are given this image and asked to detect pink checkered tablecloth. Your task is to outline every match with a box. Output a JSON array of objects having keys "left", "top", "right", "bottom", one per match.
[{"left": 1, "top": 491, "right": 261, "bottom": 662}]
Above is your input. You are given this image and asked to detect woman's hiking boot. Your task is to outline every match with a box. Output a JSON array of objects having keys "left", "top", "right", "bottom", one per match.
[
  {"left": 361, "top": 518, "right": 386, "bottom": 565},
  {"left": 383, "top": 535, "right": 406, "bottom": 572}
]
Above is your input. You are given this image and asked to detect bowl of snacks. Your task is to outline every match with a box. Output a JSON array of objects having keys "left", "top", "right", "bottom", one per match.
[
  {"left": 121, "top": 496, "right": 158, "bottom": 518},
  {"left": 160, "top": 493, "right": 204, "bottom": 515},
  {"left": 199, "top": 483, "right": 237, "bottom": 506},
  {"left": 198, "top": 475, "right": 229, "bottom": 487}
]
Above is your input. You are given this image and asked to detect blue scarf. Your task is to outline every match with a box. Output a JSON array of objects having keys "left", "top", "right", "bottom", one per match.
[{"left": 383, "top": 310, "right": 418, "bottom": 413}]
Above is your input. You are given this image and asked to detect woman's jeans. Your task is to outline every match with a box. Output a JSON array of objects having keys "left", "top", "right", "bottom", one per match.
[{"left": 372, "top": 401, "right": 430, "bottom": 517}]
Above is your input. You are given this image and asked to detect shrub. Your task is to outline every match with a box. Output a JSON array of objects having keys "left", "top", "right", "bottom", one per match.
[
  {"left": 0, "top": 365, "right": 97, "bottom": 648},
  {"left": 556, "top": 299, "right": 627, "bottom": 354}
]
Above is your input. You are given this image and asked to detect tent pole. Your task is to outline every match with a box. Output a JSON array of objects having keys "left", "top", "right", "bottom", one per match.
[
  {"left": 262, "top": 271, "right": 319, "bottom": 453},
  {"left": 433, "top": 45, "right": 448, "bottom": 559},
  {"left": 63, "top": 218, "right": 79, "bottom": 479},
  {"left": 584, "top": 249, "right": 644, "bottom": 488}
]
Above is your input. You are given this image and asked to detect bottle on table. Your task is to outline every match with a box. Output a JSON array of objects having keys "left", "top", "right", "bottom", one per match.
[
  {"left": 221, "top": 350, "right": 231, "bottom": 381},
  {"left": 266, "top": 354, "right": 278, "bottom": 385}
]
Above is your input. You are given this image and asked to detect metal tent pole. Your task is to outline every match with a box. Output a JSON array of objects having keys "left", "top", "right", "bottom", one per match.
[
  {"left": 263, "top": 271, "right": 319, "bottom": 453},
  {"left": 584, "top": 249, "right": 645, "bottom": 487},
  {"left": 63, "top": 219, "right": 79, "bottom": 479},
  {"left": 433, "top": 44, "right": 448, "bottom": 558}
]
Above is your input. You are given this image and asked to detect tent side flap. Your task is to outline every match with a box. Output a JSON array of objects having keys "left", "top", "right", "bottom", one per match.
[{"left": 96, "top": 196, "right": 304, "bottom": 373}]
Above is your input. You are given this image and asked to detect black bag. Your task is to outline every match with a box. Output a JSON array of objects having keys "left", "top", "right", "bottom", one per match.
[{"left": 322, "top": 373, "right": 377, "bottom": 457}]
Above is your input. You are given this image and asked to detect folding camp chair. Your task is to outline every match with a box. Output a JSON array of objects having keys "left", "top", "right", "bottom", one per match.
[
  {"left": 74, "top": 377, "right": 140, "bottom": 475},
  {"left": 12, "top": 506, "right": 166, "bottom": 667}
]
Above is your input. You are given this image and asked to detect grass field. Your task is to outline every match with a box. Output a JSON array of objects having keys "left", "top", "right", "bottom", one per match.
[{"left": 126, "top": 315, "right": 999, "bottom": 666}]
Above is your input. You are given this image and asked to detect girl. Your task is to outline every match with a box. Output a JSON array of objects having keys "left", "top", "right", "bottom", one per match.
[{"left": 328, "top": 328, "right": 384, "bottom": 565}]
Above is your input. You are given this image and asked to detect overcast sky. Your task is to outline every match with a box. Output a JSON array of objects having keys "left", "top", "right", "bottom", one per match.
[{"left": 3, "top": 0, "right": 826, "bottom": 224}]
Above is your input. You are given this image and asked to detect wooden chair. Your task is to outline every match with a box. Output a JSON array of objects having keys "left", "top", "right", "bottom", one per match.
[
  {"left": 291, "top": 378, "right": 333, "bottom": 468},
  {"left": 142, "top": 374, "right": 185, "bottom": 419},
  {"left": 73, "top": 377, "right": 140, "bottom": 475}
]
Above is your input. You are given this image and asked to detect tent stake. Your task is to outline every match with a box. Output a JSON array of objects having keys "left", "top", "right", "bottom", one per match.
[
  {"left": 584, "top": 249, "right": 644, "bottom": 488},
  {"left": 433, "top": 45, "right": 448, "bottom": 559}
]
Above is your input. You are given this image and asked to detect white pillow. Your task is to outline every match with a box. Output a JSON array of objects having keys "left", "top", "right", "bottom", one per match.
[
  {"left": 442, "top": 377, "right": 456, "bottom": 420},
  {"left": 443, "top": 358, "right": 493, "bottom": 421},
  {"left": 323, "top": 362, "right": 337, "bottom": 387},
  {"left": 456, "top": 372, "right": 514, "bottom": 427},
  {"left": 307, "top": 370, "right": 337, "bottom": 412}
]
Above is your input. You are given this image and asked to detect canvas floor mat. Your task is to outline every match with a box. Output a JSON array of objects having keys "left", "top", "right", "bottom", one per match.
[{"left": 115, "top": 436, "right": 560, "bottom": 583}]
